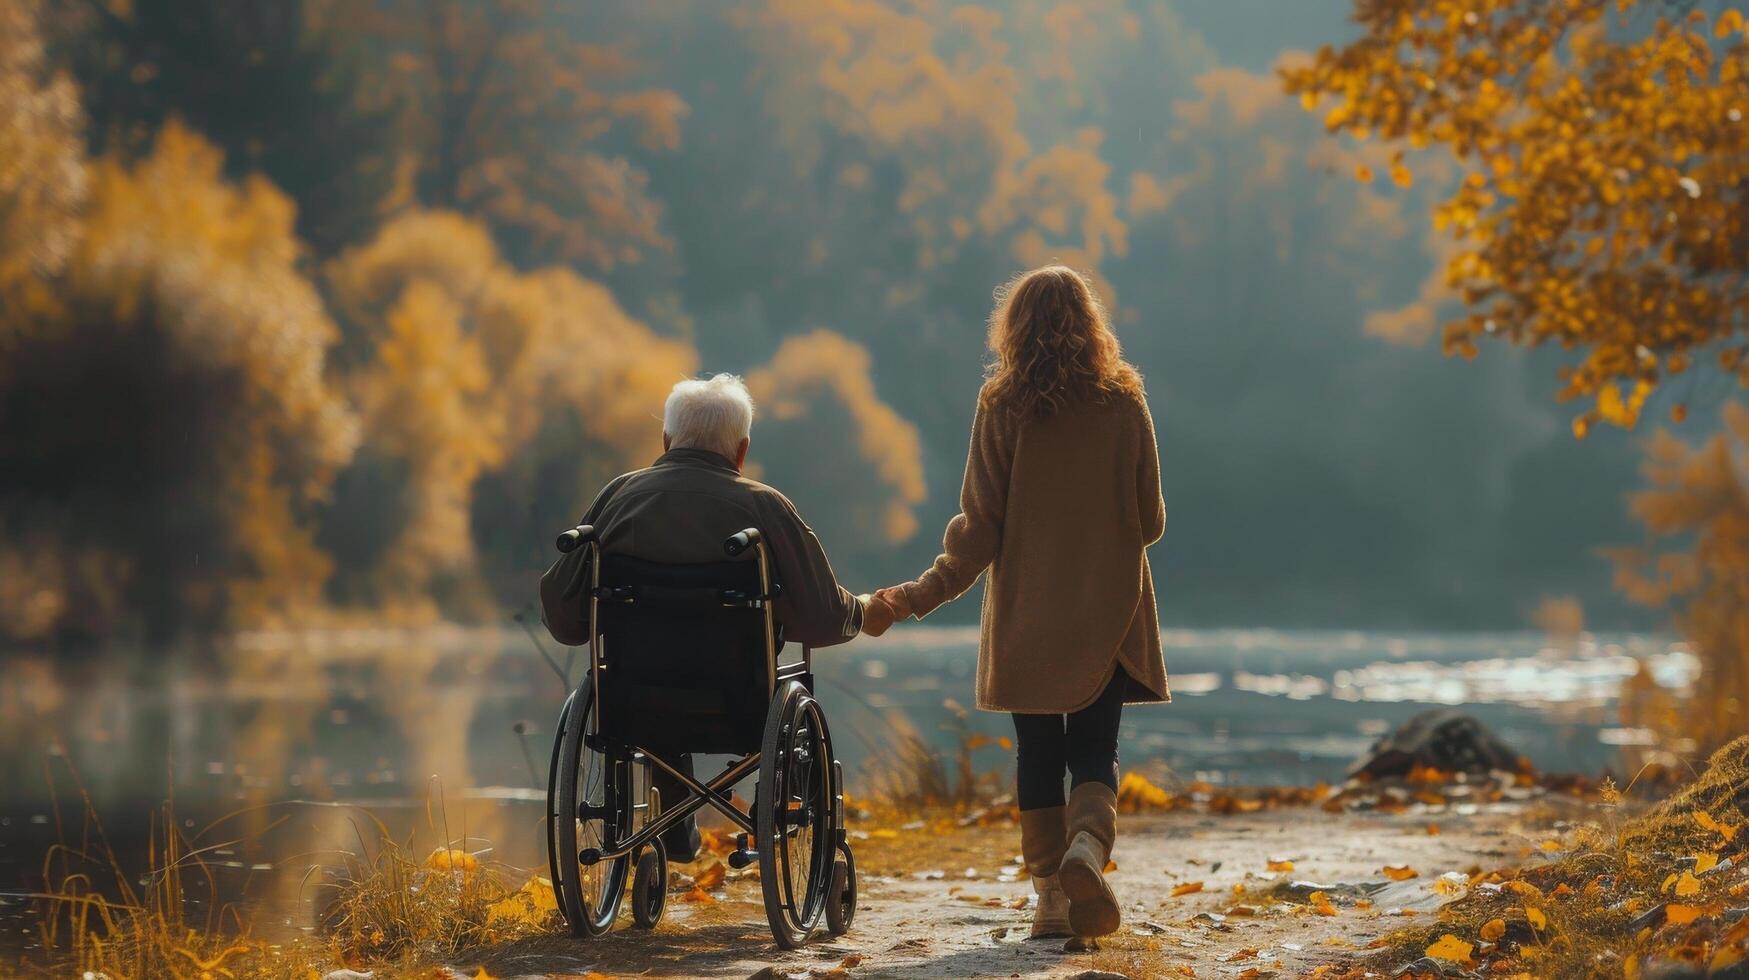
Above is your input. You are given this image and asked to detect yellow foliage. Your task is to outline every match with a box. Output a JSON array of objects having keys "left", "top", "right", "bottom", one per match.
[
  {"left": 328, "top": 209, "right": 697, "bottom": 606},
  {"left": 746, "top": 329, "right": 927, "bottom": 547},
  {"left": 748, "top": 0, "right": 1128, "bottom": 287},
  {"left": 426, "top": 847, "right": 480, "bottom": 874},
  {"left": 0, "top": 0, "right": 86, "bottom": 307},
  {"left": 1611, "top": 405, "right": 1749, "bottom": 751},
  {"left": 1425, "top": 934, "right": 1474, "bottom": 963},
  {"left": 3, "top": 120, "right": 358, "bottom": 640},
  {"left": 1116, "top": 770, "right": 1173, "bottom": 811},
  {"left": 485, "top": 875, "right": 557, "bottom": 927},
  {"left": 1284, "top": 1, "right": 1749, "bottom": 428},
  {"left": 326, "top": 0, "right": 686, "bottom": 268}
]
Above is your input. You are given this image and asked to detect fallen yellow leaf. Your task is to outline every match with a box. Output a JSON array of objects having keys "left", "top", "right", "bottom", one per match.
[
  {"left": 682, "top": 886, "right": 716, "bottom": 904},
  {"left": 485, "top": 875, "right": 558, "bottom": 927},
  {"left": 426, "top": 847, "right": 479, "bottom": 874},
  {"left": 1666, "top": 904, "right": 1703, "bottom": 926},
  {"left": 1695, "top": 853, "right": 1720, "bottom": 875},
  {"left": 1267, "top": 858, "right": 1295, "bottom": 872},
  {"left": 1525, "top": 906, "right": 1546, "bottom": 930},
  {"left": 1674, "top": 871, "right": 1702, "bottom": 898},
  {"left": 1171, "top": 880, "right": 1204, "bottom": 897},
  {"left": 1505, "top": 880, "right": 1544, "bottom": 901},
  {"left": 694, "top": 861, "right": 726, "bottom": 891},
  {"left": 1480, "top": 918, "right": 1506, "bottom": 941},
  {"left": 1309, "top": 891, "right": 1337, "bottom": 916},
  {"left": 1425, "top": 934, "right": 1474, "bottom": 963},
  {"left": 1382, "top": 865, "right": 1418, "bottom": 881},
  {"left": 1696, "top": 811, "right": 1740, "bottom": 841}
]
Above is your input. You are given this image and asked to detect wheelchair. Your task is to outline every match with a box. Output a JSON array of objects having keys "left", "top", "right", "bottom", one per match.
[{"left": 543, "top": 523, "right": 857, "bottom": 948}]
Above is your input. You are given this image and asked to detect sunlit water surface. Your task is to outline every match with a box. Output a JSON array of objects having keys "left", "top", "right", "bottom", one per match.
[{"left": 0, "top": 626, "right": 1696, "bottom": 951}]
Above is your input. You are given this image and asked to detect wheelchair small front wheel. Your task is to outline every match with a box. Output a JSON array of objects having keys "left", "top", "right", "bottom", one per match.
[
  {"left": 631, "top": 841, "right": 667, "bottom": 929},
  {"left": 825, "top": 844, "right": 856, "bottom": 935}
]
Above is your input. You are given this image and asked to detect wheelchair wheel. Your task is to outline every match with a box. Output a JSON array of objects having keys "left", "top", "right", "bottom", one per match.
[
  {"left": 553, "top": 677, "right": 633, "bottom": 936},
  {"left": 631, "top": 840, "right": 667, "bottom": 929},
  {"left": 757, "top": 680, "right": 836, "bottom": 949},
  {"left": 825, "top": 842, "right": 856, "bottom": 935}
]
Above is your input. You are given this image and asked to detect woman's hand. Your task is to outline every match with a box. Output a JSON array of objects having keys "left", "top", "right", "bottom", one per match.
[{"left": 874, "top": 584, "right": 916, "bottom": 621}]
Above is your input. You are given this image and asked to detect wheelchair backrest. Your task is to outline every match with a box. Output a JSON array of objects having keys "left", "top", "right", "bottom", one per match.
[{"left": 592, "top": 553, "right": 779, "bottom": 755}]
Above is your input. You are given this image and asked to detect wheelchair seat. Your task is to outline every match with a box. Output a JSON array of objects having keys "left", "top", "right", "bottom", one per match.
[{"left": 593, "top": 553, "right": 793, "bottom": 756}]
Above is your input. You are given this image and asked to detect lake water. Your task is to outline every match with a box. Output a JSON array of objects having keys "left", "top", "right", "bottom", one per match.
[{"left": 0, "top": 626, "right": 1697, "bottom": 951}]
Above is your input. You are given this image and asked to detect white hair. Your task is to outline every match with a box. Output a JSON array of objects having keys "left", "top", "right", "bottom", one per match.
[{"left": 664, "top": 373, "right": 755, "bottom": 458}]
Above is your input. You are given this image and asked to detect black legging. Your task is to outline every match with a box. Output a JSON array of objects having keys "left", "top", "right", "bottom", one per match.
[{"left": 1011, "top": 668, "right": 1129, "bottom": 811}]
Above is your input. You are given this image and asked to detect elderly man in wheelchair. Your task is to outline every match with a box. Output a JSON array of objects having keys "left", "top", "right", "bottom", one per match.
[{"left": 538, "top": 373, "right": 893, "bottom": 947}]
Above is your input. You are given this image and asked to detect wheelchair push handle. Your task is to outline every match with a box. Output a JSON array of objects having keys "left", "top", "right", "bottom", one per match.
[
  {"left": 723, "top": 527, "right": 762, "bottom": 557},
  {"left": 556, "top": 524, "right": 597, "bottom": 554}
]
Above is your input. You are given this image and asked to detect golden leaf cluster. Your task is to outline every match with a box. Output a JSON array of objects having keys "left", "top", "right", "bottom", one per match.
[{"left": 1284, "top": 1, "right": 1749, "bottom": 432}]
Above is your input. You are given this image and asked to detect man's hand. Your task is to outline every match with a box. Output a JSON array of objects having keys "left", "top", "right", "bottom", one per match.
[
  {"left": 874, "top": 584, "right": 915, "bottom": 621},
  {"left": 858, "top": 593, "right": 896, "bottom": 637}
]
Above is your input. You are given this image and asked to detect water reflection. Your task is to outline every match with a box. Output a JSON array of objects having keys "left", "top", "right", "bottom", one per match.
[{"left": 0, "top": 625, "right": 1697, "bottom": 948}]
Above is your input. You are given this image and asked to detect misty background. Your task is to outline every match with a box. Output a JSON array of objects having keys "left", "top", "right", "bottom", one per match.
[
  {"left": 576, "top": 0, "right": 1657, "bottom": 631},
  {"left": 2, "top": 0, "right": 1695, "bottom": 648}
]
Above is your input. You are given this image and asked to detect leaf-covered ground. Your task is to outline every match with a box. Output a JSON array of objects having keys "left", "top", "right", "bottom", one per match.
[{"left": 459, "top": 794, "right": 1586, "bottom": 979}]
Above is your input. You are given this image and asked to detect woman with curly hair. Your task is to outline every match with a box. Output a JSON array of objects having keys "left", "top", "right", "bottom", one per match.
[{"left": 875, "top": 265, "right": 1168, "bottom": 942}]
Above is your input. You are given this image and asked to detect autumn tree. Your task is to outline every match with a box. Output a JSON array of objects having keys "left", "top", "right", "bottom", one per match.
[
  {"left": 334, "top": 0, "right": 686, "bottom": 269},
  {"left": 747, "top": 330, "right": 927, "bottom": 562},
  {"left": 55, "top": 0, "right": 395, "bottom": 255},
  {"left": 1611, "top": 402, "right": 1749, "bottom": 750},
  {"left": 322, "top": 209, "right": 696, "bottom": 615},
  {"left": 0, "top": 123, "right": 358, "bottom": 644},
  {"left": 1284, "top": 0, "right": 1749, "bottom": 436},
  {"left": 0, "top": 0, "right": 85, "bottom": 310}
]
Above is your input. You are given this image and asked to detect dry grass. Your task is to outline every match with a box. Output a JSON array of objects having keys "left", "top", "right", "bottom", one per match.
[
  {"left": 855, "top": 699, "right": 1011, "bottom": 812},
  {"left": 1328, "top": 735, "right": 1749, "bottom": 979},
  {"left": 23, "top": 778, "right": 559, "bottom": 979},
  {"left": 30, "top": 794, "right": 326, "bottom": 979}
]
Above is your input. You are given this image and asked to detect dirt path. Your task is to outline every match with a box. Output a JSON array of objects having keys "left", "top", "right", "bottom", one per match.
[{"left": 472, "top": 799, "right": 1581, "bottom": 979}]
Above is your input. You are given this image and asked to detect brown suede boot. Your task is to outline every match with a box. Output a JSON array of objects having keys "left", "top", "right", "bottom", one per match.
[
  {"left": 1020, "top": 806, "right": 1071, "bottom": 939},
  {"left": 1058, "top": 782, "right": 1120, "bottom": 937}
]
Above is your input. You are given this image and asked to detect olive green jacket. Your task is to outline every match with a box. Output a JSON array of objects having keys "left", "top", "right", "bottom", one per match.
[{"left": 539, "top": 447, "right": 866, "bottom": 648}]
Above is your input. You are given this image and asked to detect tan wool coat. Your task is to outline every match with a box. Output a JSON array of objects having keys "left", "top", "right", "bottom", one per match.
[{"left": 899, "top": 386, "right": 1169, "bottom": 713}]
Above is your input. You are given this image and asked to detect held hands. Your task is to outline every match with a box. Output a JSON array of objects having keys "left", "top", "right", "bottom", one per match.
[
  {"left": 857, "top": 584, "right": 916, "bottom": 640},
  {"left": 858, "top": 584, "right": 916, "bottom": 638},
  {"left": 874, "top": 584, "right": 914, "bottom": 621},
  {"left": 857, "top": 594, "right": 894, "bottom": 637}
]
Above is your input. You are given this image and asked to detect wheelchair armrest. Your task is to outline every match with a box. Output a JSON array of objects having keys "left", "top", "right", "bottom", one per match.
[
  {"left": 723, "top": 527, "right": 762, "bottom": 556},
  {"left": 556, "top": 524, "right": 597, "bottom": 554}
]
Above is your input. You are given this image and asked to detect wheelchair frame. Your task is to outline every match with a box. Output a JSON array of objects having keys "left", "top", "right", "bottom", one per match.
[{"left": 545, "top": 523, "right": 857, "bottom": 948}]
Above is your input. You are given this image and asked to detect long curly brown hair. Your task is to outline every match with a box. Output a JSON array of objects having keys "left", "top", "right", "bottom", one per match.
[{"left": 981, "top": 265, "right": 1143, "bottom": 418}]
